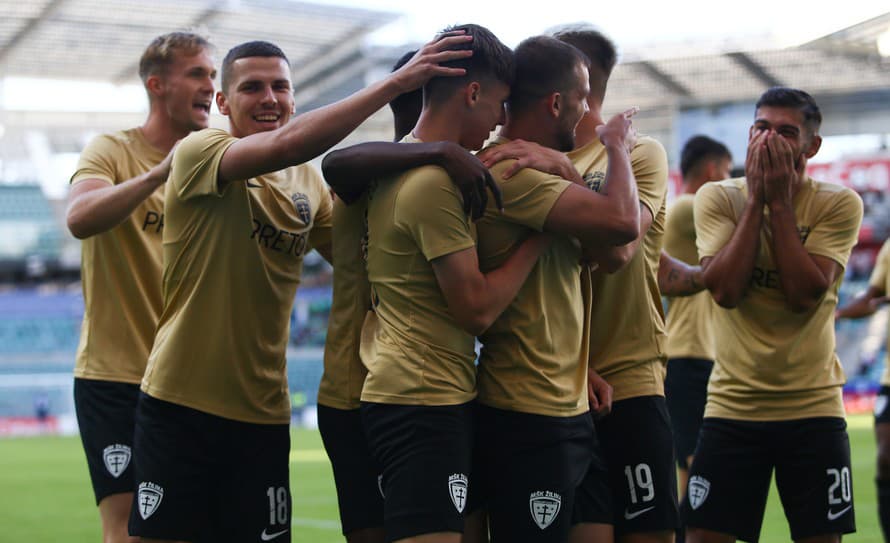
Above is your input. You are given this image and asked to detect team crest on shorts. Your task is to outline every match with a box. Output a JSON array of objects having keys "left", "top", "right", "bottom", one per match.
[
  {"left": 688, "top": 476, "right": 710, "bottom": 510},
  {"left": 448, "top": 473, "right": 468, "bottom": 513},
  {"left": 102, "top": 444, "right": 131, "bottom": 478},
  {"left": 529, "top": 490, "right": 561, "bottom": 529},
  {"left": 291, "top": 192, "right": 311, "bottom": 225},
  {"left": 876, "top": 395, "right": 888, "bottom": 417},
  {"left": 137, "top": 482, "right": 164, "bottom": 519}
]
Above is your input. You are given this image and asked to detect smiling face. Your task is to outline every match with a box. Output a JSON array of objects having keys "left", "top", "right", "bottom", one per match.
[
  {"left": 555, "top": 61, "right": 591, "bottom": 152},
  {"left": 156, "top": 47, "right": 216, "bottom": 132},
  {"left": 216, "top": 56, "right": 294, "bottom": 138}
]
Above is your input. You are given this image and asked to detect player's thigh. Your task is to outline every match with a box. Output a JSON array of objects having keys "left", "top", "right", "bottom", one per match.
[
  {"left": 572, "top": 420, "right": 613, "bottom": 528},
  {"left": 128, "top": 394, "right": 213, "bottom": 542},
  {"left": 682, "top": 418, "right": 772, "bottom": 543},
  {"left": 362, "top": 402, "right": 474, "bottom": 542},
  {"left": 475, "top": 405, "right": 594, "bottom": 543},
  {"left": 597, "top": 396, "right": 679, "bottom": 536},
  {"left": 664, "top": 358, "right": 712, "bottom": 470},
  {"left": 74, "top": 378, "right": 140, "bottom": 504},
  {"left": 211, "top": 421, "right": 292, "bottom": 543},
  {"left": 318, "top": 405, "right": 384, "bottom": 535},
  {"left": 774, "top": 417, "right": 855, "bottom": 541}
]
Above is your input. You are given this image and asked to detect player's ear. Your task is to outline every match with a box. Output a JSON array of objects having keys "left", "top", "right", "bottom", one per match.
[
  {"left": 465, "top": 81, "right": 481, "bottom": 107},
  {"left": 146, "top": 75, "right": 164, "bottom": 100},
  {"left": 805, "top": 133, "right": 822, "bottom": 159},
  {"left": 548, "top": 92, "right": 561, "bottom": 119},
  {"left": 216, "top": 91, "right": 230, "bottom": 115}
]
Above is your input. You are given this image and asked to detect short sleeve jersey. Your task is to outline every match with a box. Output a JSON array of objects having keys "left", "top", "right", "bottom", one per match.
[
  {"left": 141, "top": 128, "right": 333, "bottom": 424},
  {"left": 318, "top": 195, "right": 371, "bottom": 410},
  {"left": 868, "top": 240, "right": 890, "bottom": 386},
  {"left": 695, "top": 176, "right": 863, "bottom": 421},
  {"left": 71, "top": 128, "right": 167, "bottom": 384},
  {"left": 663, "top": 194, "right": 717, "bottom": 361},
  {"left": 361, "top": 137, "right": 478, "bottom": 406},
  {"left": 568, "top": 136, "right": 669, "bottom": 401},
  {"left": 475, "top": 138, "right": 585, "bottom": 417}
]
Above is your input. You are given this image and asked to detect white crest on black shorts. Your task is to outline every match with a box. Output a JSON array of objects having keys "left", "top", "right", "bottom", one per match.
[
  {"left": 291, "top": 192, "right": 311, "bottom": 225},
  {"left": 529, "top": 490, "right": 561, "bottom": 530},
  {"left": 448, "top": 473, "right": 468, "bottom": 513},
  {"left": 876, "top": 395, "right": 888, "bottom": 417},
  {"left": 688, "top": 476, "right": 710, "bottom": 510},
  {"left": 102, "top": 444, "right": 131, "bottom": 478},
  {"left": 137, "top": 481, "right": 164, "bottom": 519}
]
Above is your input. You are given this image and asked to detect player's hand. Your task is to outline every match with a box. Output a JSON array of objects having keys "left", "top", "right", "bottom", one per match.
[
  {"left": 389, "top": 31, "right": 474, "bottom": 93},
  {"left": 762, "top": 131, "right": 796, "bottom": 207},
  {"left": 436, "top": 142, "right": 503, "bottom": 220},
  {"left": 587, "top": 368, "right": 613, "bottom": 419},
  {"left": 744, "top": 130, "right": 767, "bottom": 205},
  {"left": 149, "top": 141, "right": 180, "bottom": 187},
  {"left": 596, "top": 107, "right": 638, "bottom": 154},
  {"left": 478, "top": 139, "right": 576, "bottom": 182}
]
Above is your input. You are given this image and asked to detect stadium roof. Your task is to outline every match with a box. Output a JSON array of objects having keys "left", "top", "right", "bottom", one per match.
[
  {"left": 605, "top": 12, "right": 890, "bottom": 113},
  {"left": 0, "top": 0, "right": 395, "bottom": 87}
]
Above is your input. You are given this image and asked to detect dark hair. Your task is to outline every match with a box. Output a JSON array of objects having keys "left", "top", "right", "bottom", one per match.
[
  {"left": 221, "top": 41, "right": 290, "bottom": 92},
  {"left": 508, "top": 36, "right": 589, "bottom": 115},
  {"left": 680, "top": 135, "right": 732, "bottom": 177},
  {"left": 755, "top": 87, "right": 822, "bottom": 134},
  {"left": 552, "top": 25, "right": 617, "bottom": 102},
  {"left": 389, "top": 50, "right": 423, "bottom": 138},
  {"left": 424, "top": 24, "right": 514, "bottom": 105},
  {"left": 139, "top": 32, "right": 211, "bottom": 84}
]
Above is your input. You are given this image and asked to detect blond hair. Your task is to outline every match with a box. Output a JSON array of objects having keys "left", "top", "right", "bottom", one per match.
[{"left": 138, "top": 32, "right": 211, "bottom": 84}]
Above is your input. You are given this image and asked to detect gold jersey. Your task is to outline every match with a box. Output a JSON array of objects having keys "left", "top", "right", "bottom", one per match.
[
  {"left": 361, "top": 136, "right": 478, "bottom": 406},
  {"left": 318, "top": 195, "right": 371, "bottom": 410},
  {"left": 568, "top": 136, "right": 669, "bottom": 400},
  {"left": 71, "top": 128, "right": 167, "bottom": 384},
  {"left": 141, "top": 128, "right": 333, "bottom": 424},
  {"left": 868, "top": 240, "right": 890, "bottom": 386},
  {"left": 475, "top": 138, "right": 585, "bottom": 417},
  {"left": 695, "top": 177, "right": 862, "bottom": 420},
  {"left": 663, "top": 194, "right": 717, "bottom": 361}
]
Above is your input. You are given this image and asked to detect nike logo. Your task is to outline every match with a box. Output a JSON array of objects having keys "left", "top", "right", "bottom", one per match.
[
  {"left": 624, "top": 505, "right": 655, "bottom": 520},
  {"left": 827, "top": 505, "right": 852, "bottom": 521},
  {"left": 246, "top": 181, "right": 263, "bottom": 188},
  {"left": 260, "top": 528, "right": 289, "bottom": 541}
]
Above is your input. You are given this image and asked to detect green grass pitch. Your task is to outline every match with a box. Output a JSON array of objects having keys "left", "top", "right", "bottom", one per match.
[{"left": 0, "top": 416, "right": 881, "bottom": 542}]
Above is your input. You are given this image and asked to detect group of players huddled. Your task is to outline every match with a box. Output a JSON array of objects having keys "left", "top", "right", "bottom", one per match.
[{"left": 67, "top": 21, "right": 877, "bottom": 543}]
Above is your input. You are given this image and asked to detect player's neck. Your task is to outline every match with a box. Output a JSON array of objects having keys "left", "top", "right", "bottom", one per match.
[
  {"left": 413, "top": 107, "right": 463, "bottom": 147},
  {"left": 573, "top": 107, "right": 605, "bottom": 149},
  {"left": 141, "top": 107, "right": 192, "bottom": 154},
  {"left": 500, "top": 114, "right": 558, "bottom": 150}
]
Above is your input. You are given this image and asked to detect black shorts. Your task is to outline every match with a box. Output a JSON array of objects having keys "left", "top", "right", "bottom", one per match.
[
  {"left": 684, "top": 417, "right": 856, "bottom": 542},
  {"left": 74, "top": 378, "right": 140, "bottom": 504},
  {"left": 318, "top": 404, "right": 383, "bottom": 535},
  {"left": 471, "top": 404, "right": 595, "bottom": 542},
  {"left": 129, "top": 393, "right": 292, "bottom": 543},
  {"left": 588, "top": 395, "right": 679, "bottom": 535},
  {"left": 664, "top": 358, "right": 713, "bottom": 469},
  {"left": 875, "top": 385, "right": 890, "bottom": 424},
  {"left": 361, "top": 401, "right": 474, "bottom": 542}
]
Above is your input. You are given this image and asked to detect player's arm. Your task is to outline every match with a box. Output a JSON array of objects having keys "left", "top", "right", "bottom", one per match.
[
  {"left": 432, "top": 235, "right": 551, "bottom": 336},
  {"left": 216, "top": 34, "right": 473, "bottom": 189},
  {"left": 762, "top": 131, "right": 842, "bottom": 313},
  {"left": 322, "top": 141, "right": 502, "bottom": 219},
  {"left": 587, "top": 367, "right": 613, "bottom": 419},
  {"left": 479, "top": 139, "right": 584, "bottom": 185},
  {"left": 543, "top": 110, "right": 641, "bottom": 248},
  {"left": 66, "top": 146, "right": 174, "bottom": 239},
  {"left": 836, "top": 286, "right": 888, "bottom": 319},
  {"left": 700, "top": 132, "right": 767, "bottom": 308},
  {"left": 658, "top": 251, "right": 705, "bottom": 297}
]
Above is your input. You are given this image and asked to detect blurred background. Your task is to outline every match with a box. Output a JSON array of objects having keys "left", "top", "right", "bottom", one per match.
[{"left": 0, "top": 0, "right": 888, "bottom": 433}]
